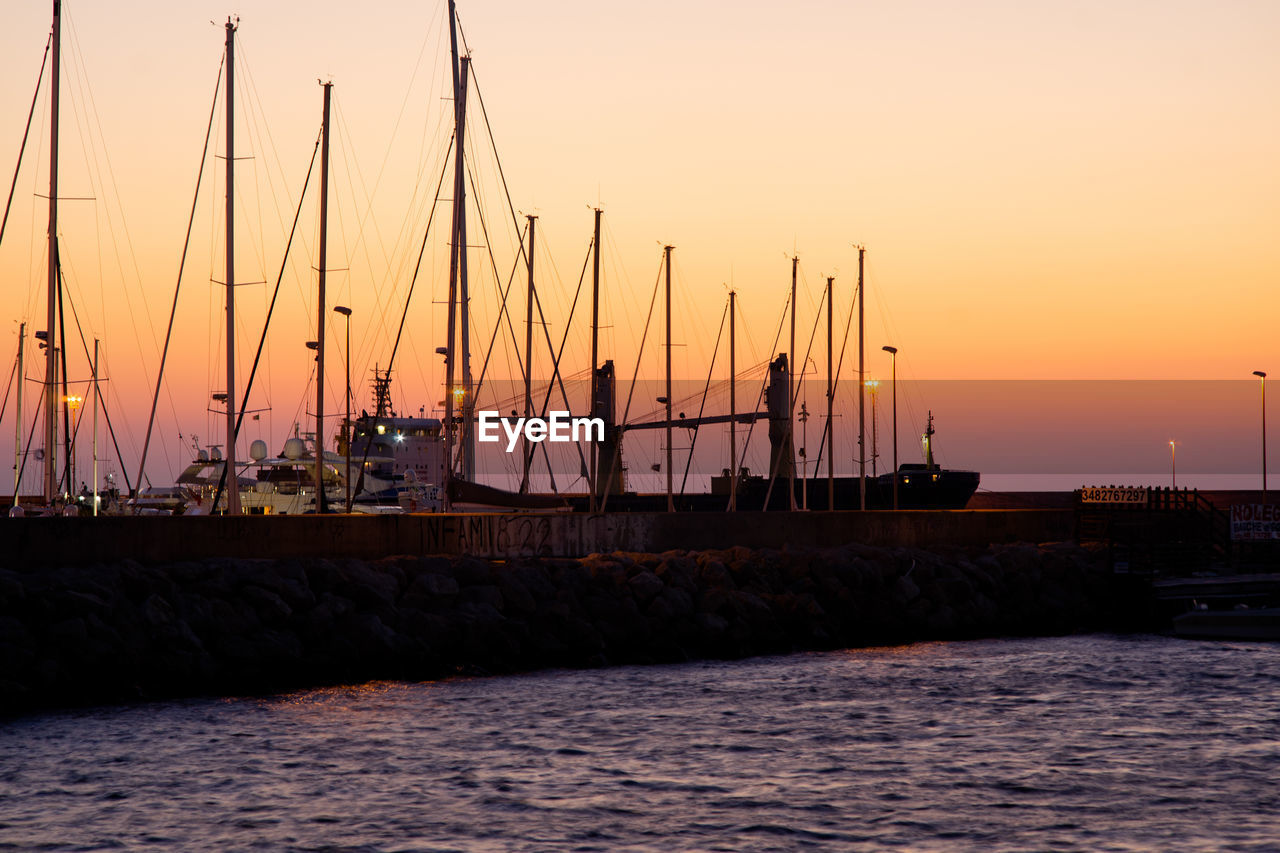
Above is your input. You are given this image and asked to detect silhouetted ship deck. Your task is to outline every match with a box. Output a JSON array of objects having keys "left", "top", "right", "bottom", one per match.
[{"left": 564, "top": 466, "right": 979, "bottom": 513}]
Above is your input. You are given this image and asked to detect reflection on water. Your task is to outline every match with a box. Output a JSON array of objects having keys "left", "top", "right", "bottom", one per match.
[{"left": 3, "top": 635, "right": 1279, "bottom": 851}]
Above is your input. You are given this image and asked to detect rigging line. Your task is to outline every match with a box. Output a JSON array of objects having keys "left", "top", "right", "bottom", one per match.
[
  {"left": 797, "top": 274, "right": 826, "bottom": 414},
  {"left": 134, "top": 53, "right": 224, "bottom": 500},
  {"left": 58, "top": 263, "right": 134, "bottom": 497},
  {"left": 813, "top": 278, "right": 859, "bottom": 472},
  {"left": 599, "top": 254, "right": 665, "bottom": 513},
  {"left": 521, "top": 235, "right": 594, "bottom": 492},
  {"left": 14, "top": 382, "right": 45, "bottom": 497},
  {"left": 680, "top": 302, "right": 727, "bottom": 496},
  {"left": 57, "top": 254, "right": 71, "bottom": 494},
  {"left": 63, "top": 16, "right": 163, "bottom": 375},
  {"left": 0, "top": 352, "right": 16, "bottom": 427},
  {"left": 388, "top": 133, "right": 453, "bottom": 371},
  {"left": 524, "top": 254, "right": 592, "bottom": 491},
  {"left": 348, "top": 131, "right": 455, "bottom": 505},
  {"left": 465, "top": 164, "right": 526, "bottom": 408},
  {"left": 209, "top": 128, "right": 322, "bottom": 514},
  {"left": 757, "top": 287, "right": 796, "bottom": 511},
  {"left": 456, "top": 59, "right": 532, "bottom": 268},
  {"left": 737, "top": 290, "right": 788, "bottom": 459},
  {"left": 0, "top": 34, "right": 50, "bottom": 251}
]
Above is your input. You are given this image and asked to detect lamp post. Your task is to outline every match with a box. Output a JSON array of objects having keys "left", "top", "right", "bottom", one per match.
[
  {"left": 1254, "top": 370, "right": 1267, "bottom": 502},
  {"left": 335, "top": 306, "right": 352, "bottom": 512},
  {"left": 1169, "top": 440, "right": 1176, "bottom": 489},
  {"left": 882, "top": 346, "right": 898, "bottom": 509}
]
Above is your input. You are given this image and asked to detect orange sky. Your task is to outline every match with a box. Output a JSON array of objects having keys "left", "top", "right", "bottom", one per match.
[{"left": 1, "top": 0, "right": 1277, "bottom": 489}]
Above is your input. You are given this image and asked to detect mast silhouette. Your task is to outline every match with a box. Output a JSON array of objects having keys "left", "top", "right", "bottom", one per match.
[
  {"left": 857, "top": 246, "right": 865, "bottom": 511},
  {"left": 665, "top": 245, "right": 674, "bottom": 513},
  {"left": 13, "top": 324, "right": 24, "bottom": 506},
  {"left": 314, "top": 80, "right": 332, "bottom": 512},
  {"left": 445, "top": 0, "right": 474, "bottom": 487},
  {"left": 788, "top": 256, "right": 797, "bottom": 511},
  {"left": 729, "top": 290, "right": 737, "bottom": 512},
  {"left": 827, "top": 275, "right": 835, "bottom": 510},
  {"left": 223, "top": 17, "right": 240, "bottom": 515},
  {"left": 589, "top": 207, "right": 601, "bottom": 511},
  {"left": 43, "top": 0, "right": 61, "bottom": 503},
  {"left": 521, "top": 214, "right": 536, "bottom": 493}
]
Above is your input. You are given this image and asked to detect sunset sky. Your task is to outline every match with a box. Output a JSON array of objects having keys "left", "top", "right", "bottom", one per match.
[{"left": 1, "top": 0, "right": 1277, "bottom": 491}]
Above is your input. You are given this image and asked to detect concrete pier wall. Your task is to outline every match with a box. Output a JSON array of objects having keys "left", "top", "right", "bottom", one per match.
[
  {"left": 0, "top": 539, "right": 1135, "bottom": 714},
  {"left": 0, "top": 510, "right": 1075, "bottom": 567}
]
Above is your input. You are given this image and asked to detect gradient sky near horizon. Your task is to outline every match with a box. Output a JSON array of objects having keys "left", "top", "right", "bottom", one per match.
[{"left": 1, "top": 0, "right": 1277, "bottom": 489}]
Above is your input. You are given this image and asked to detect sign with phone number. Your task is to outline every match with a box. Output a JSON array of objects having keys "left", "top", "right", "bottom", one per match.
[
  {"left": 1080, "top": 487, "right": 1148, "bottom": 504},
  {"left": 1231, "top": 504, "right": 1280, "bottom": 541}
]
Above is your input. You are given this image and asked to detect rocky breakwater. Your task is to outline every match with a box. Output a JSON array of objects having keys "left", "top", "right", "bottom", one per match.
[{"left": 0, "top": 541, "right": 1136, "bottom": 714}]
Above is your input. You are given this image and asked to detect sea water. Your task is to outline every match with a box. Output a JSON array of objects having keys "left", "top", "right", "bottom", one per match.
[{"left": 3, "top": 635, "right": 1279, "bottom": 851}]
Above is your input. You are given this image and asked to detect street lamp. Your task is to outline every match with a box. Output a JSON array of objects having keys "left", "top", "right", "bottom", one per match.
[
  {"left": 1169, "top": 439, "right": 1176, "bottom": 489},
  {"left": 882, "top": 346, "right": 898, "bottom": 509},
  {"left": 334, "top": 306, "right": 352, "bottom": 511},
  {"left": 1254, "top": 370, "right": 1267, "bottom": 502}
]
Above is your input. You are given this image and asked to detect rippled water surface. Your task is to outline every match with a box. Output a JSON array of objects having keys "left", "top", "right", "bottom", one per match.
[{"left": 3, "top": 635, "right": 1280, "bottom": 851}]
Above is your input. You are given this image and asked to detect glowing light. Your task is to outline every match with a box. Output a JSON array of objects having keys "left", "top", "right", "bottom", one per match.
[
  {"left": 64, "top": 394, "right": 83, "bottom": 410},
  {"left": 451, "top": 387, "right": 465, "bottom": 405},
  {"left": 376, "top": 425, "right": 386, "bottom": 435},
  {"left": 864, "top": 379, "right": 880, "bottom": 391}
]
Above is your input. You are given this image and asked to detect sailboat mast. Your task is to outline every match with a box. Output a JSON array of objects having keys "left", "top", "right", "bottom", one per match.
[
  {"left": 589, "top": 207, "right": 601, "bottom": 512},
  {"left": 521, "top": 215, "right": 536, "bottom": 494},
  {"left": 827, "top": 276, "right": 835, "bottom": 510},
  {"left": 444, "top": 1, "right": 474, "bottom": 483},
  {"left": 314, "top": 81, "right": 332, "bottom": 512},
  {"left": 788, "top": 256, "right": 797, "bottom": 511},
  {"left": 13, "top": 323, "right": 24, "bottom": 507},
  {"left": 665, "top": 245, "right": 674, "bottom": 513},
  {"left": 91, "top": 338, "right": 98, "bottom": 516},
  {"left": 457, "top": 57, "right": 474, "bottom": 482},
  {"left": 857, "top": 246, "right": 866, "bottom": 510},
  {"left": 222, "top": 18, "right": 240, "bottom": 515},
  {"left": 43, "top": 0, "right": 60, "bottom": 504},
  {"left": 728, "top": 290, "right": 736, "bottom": 512}
]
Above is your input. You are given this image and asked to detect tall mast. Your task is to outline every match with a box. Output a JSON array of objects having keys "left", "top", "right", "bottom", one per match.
[
  {"left": 223, "top": 17, "right": 240, "bottom": 515},
  {"left": 521, "top": 215, "right": 536, "bottom": 494},
  {"left": 445, "top": 1, "right": 474, "bottom": 483},
  {"left": 91, "top": 338, "right": 99, "bottom": 516},
  {"left": 589, "top": 207, "right": 601, "bottom": 512},
  {"left": 788, "top": 256, "right": 798, "bottom": 511},
  {"left": 43, "top": 0, "right": 61, "bottom": 504},
  {"left": 827, "top": 276, "right": 835, "bottom": 510},
  {"left": 457, "top": 57, "right": 473, "bottom": 482},
  {"left": 665, "top": 245, "right": 674, "bottom": 513},
  {"left": 728, "top": 290, "right": 736, "bottom": 512},
  {"left": 13, "top": 323, "right": 24, "bottom": 507},
  {"left": 857, "top": 246, "right": 866, "bottom": 511},
  {"left": 314, "top": 81, "right": 332, "bottom": 512}
]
